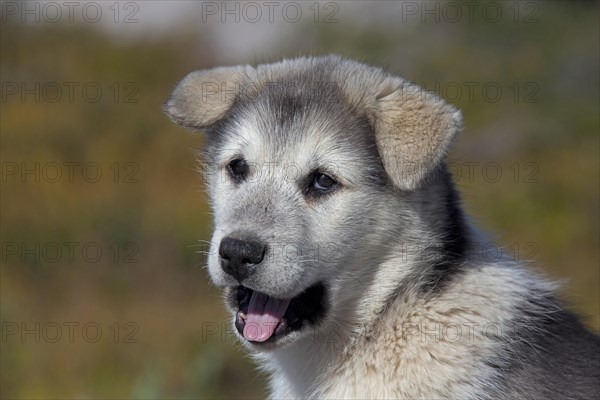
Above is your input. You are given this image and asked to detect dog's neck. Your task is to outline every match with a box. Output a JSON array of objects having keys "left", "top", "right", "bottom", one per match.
[
  {"left": 262, "top": 166, "right": 487, "bottom": 398},
  {"left": 261, "top": 243, "right": 547, "bottom": 400}
]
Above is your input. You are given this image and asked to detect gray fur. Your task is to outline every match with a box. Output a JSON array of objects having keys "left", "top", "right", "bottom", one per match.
[{"left": 165, "top": 55, "right": 600, "bottom": 399}]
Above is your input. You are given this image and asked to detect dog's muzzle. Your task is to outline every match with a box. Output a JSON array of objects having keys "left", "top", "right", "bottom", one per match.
[{"left": 218, "top": 234, "right": 328, "bottom": 343}]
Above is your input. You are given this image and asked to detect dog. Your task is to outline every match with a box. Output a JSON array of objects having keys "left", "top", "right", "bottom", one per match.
[{"left": 165, "top": 55, "right": 600, "bottom": 399}]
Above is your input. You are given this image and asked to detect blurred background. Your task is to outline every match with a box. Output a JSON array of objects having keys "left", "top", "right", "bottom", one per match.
[{"left": 1, "top": 1, "right": 598, "bottom": 398}]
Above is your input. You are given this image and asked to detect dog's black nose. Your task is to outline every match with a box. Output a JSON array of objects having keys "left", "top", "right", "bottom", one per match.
[{"left": 219, "top": 236, "right": 266, "bottom": 281}]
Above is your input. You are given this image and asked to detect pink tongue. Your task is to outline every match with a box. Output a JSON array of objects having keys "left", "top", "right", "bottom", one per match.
[{"left": 243, "top": 291, "right": 291, "bottom": 342}]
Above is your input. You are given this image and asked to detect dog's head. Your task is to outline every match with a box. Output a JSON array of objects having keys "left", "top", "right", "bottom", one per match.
[{"left": 165, "top": 55, "right": 462, "bottom": 349}]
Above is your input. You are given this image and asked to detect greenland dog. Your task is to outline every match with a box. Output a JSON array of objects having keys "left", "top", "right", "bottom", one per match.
[{"left": 165, "top": 55, "right": 599, "bottom": 399}]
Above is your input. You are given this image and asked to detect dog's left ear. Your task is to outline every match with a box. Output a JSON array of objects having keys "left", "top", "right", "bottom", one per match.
[{"left": 372, "top": 77, "right": 462, "bottom": 190}]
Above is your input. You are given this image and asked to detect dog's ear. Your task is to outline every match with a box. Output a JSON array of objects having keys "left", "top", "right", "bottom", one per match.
[
  {"left": 373, "top": 77, "right": 462, "bottom": 190},
  {"left": 164, "top": 65, "right": 252, "bottom": 129}
]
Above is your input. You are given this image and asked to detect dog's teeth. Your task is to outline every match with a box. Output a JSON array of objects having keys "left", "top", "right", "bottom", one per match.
[{"left": 239, "top": 312, "right": 247, "bottom": 320}]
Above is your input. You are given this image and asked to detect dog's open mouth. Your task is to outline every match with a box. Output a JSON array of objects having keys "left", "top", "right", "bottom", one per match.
[{"left": 234, "top": 283, "right": 327, "bottom": 343}]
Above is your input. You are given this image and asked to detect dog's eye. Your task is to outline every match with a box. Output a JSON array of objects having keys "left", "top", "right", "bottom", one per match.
[
  {"left": 313, "top": 173, "right": 337, "bottom": 191},
  {"left": 227, "top": 159, "right": 248, "bottom": 182}
]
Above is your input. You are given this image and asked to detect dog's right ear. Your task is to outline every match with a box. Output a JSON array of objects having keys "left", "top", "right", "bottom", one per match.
[{"left": 164, "top": 65, "right": 252, "bottom": 130}]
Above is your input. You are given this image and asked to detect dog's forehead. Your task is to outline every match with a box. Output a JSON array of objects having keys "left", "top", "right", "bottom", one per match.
[
  {"left": 220, "top": 80, "right": 379, "bottom": 168},
  {"left": 226, "top": 117, "right": 348, "bottom": 168}
]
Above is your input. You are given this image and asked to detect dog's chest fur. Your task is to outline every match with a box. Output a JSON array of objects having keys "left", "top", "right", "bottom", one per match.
[{"left": 264, "top": 264, "right": 552, "bottom": 399}]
